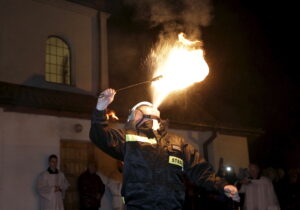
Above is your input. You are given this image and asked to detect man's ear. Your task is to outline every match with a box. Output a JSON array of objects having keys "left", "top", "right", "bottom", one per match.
[{"left": 133, "top": 109, "right": 143, "bottom": 121}]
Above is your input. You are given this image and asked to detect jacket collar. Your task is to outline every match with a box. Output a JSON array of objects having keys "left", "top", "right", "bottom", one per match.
[
  {"left": 125, "top": 119, "right": 168, "bottom": 140},
  {"left": 47, "top": 167, "right": 59, "bottom": 174}
]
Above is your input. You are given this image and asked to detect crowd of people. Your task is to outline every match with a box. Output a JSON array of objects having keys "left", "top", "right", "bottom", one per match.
[
  {"left": 211, "top": 161, "right": 299, "bottom": 210},
  {"left": 35, "top": 154, "right": 300, "bottom": 210},
  {"left": 35, "top": 88, "right": 299, "bottom": 210},
  {"left": 36, "top": 154, "right": 125, "bottom": 210}
]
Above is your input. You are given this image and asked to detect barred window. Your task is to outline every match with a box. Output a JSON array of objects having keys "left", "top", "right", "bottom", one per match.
[{"left": 45, "top": 36, "right": 71, "bottom": 85}]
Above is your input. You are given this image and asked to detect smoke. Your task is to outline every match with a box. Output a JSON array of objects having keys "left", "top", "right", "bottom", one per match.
[
  {"left": 124, "top": 0, "right": 213, "bottom": 38},
  {"left": 121, "top": 0, "right": 213, "bottom": 107}
]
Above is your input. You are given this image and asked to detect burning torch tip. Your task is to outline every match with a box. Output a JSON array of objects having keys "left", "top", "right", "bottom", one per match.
[{"left": 151, "top": 75, "right": 163, "bottom": 81}]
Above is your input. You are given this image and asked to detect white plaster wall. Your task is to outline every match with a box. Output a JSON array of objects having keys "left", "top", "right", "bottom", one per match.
[
  {"left": 169, "top": 128, "right": 213, "bottom": 155},
  {"left": 0, "top": 108, "right": 93, "bottom": 210},
  {"left": 0, "top": 0, "right": 99, "bottom": 94},
  {"left": 208, "top": 133, "right": 249, "bottom": 173}
]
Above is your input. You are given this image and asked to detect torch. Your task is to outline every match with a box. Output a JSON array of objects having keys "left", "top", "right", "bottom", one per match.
[
  {"left": 99, "top": 75, "right": 163, "bottom": 98},
  {"left": 98, "top": 75, "right": 163, "bottom": 120},
  {"left": 115, "top": 75, "right": 163, "bottom": 92}
]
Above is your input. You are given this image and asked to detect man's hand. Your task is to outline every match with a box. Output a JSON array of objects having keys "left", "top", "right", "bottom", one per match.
[
  {"left": 240, "top": 177, "right": 251, "bottom": 184},
  {"left": 96, "top": 88, "right": 116, "bottom": 110},
  {"left": 224, "top": 185, "right": 240, "bottom": 202}
]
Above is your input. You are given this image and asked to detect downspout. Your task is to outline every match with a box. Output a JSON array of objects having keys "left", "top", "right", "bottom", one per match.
[{"left": 203, "top": 130, "right": 217, "bottom": 161}]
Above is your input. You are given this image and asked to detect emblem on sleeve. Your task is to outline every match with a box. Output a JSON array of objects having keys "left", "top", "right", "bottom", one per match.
[{"left": 168, "top": 156, "right": 183, "bottom": 168}]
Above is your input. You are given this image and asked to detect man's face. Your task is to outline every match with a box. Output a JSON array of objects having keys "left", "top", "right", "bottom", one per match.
[
  {"left": 249, "top": 164, "right": 259, "bottom": 178},
  {"left": 133, "top": 106, "right": 160, "bottom": 130},
  {"left": 133, "top": 105, "right": 160, "bottom": 122},
  {"left": 49, "top": 157, "right": 58, "bottom": 169}
]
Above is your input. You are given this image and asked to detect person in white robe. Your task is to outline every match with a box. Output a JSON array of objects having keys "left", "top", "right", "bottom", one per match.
[
  {"left": 98, "top": 161, "right": 124, "bottom": 210},
  {"left": 239, "top": 163, "right": 280, "bottom": 210},
  {"left": 107, "top": 167, "right": 124, "bottom": 210},
  {"left": 37, "top": 154, "right": 70, "bottom": 210}
]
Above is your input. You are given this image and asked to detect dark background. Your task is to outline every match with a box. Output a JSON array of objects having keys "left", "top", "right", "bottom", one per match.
[{"left": 104, "top": 0, "right": 299, "bottom": 170}]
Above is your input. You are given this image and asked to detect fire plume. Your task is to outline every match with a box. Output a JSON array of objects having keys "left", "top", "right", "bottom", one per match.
[{"left": 151, "top": 33, "right": 209, "bottom": 107}]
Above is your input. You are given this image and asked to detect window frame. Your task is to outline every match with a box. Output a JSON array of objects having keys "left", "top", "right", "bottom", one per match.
[{"left": 45, "top": 35, "right": 73, "bottom": 85}]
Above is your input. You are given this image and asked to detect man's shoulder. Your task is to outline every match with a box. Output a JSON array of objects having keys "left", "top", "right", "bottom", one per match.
[
  {"left": 166, "top": 132, "right": 185, "bottom": 143},
  {"left": 58, "top": 170, "right": 66, "bottom": 176},
  {"left": 38, "top": 170, "right": 49, "bottom": 178},
  {"left": 165, "top": 133, "right": 185, "bottom": 146},
  {"left": 260, "top": 176, "right": 273, "bottom": 183},
  {"left": 78, "top": 171, "right": 91, "bottom": 181}
]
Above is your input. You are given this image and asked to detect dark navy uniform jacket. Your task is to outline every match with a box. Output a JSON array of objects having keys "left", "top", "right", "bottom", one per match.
[{"left": 90, "top": 109, "right": 226, "bottom": 210}]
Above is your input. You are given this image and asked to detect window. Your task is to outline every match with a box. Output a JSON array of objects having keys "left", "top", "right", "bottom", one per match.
[{"left": 45, "top": 36, "right": 71, "bottom": 85}]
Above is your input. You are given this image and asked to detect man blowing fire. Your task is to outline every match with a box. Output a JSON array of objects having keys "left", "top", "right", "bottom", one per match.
[{"left": 89, "top": 88, "right": 239, "bottom": 210}]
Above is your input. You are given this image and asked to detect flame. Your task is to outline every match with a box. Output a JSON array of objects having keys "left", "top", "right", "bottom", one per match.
[
  {"left": 151, "top": 33, "right": 209, "bottom": 107},
  {"left": 106, "top": 110, "right": 119, "bottom": 120}
]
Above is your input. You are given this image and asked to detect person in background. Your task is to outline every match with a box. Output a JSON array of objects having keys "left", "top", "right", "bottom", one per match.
[
  {"left": 37, "top": 154, "right": 70, "bottom": 210},
  {"left": 78, "top": 162, "right": 105, "bottom": 210},
  {"left": 89, "top": 88, "right": 239, "bottom": 210},
  {"left": 218, "top": 159, "right": 237, "bottom": 186},
  {"left": 239, "top": 163, "right": 280, "bottom": 210},
  {"left": 106, "top": 161, "right": 125, "bottom": 210},
  {"left": 282, "top": 168, "right": 300, "bottom": 210}
]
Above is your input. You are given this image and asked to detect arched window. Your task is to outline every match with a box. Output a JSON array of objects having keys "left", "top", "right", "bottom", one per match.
[{"left": 45, "top": 36, "right": 71, "bottom": 85}]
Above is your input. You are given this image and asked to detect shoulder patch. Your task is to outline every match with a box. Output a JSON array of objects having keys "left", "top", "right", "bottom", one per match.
[{"left": 169, "top": 156, "right": 183, "bottom": 168}]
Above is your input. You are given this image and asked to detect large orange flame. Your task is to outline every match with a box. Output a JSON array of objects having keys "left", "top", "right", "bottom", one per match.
[{"left": 151, "top": 33, "right": 209, "bottom": 107}]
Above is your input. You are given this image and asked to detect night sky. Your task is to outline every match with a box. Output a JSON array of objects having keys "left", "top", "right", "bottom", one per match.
[
  {"left": 201, "top": 0, "right": 299, "bottom": 169},
  {"left": 106, "top": 0, "right": 299, "bottom": 169}
]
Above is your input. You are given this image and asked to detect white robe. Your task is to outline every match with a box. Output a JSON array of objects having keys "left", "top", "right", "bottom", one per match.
[
  {"left": 99, "top": 171, "right": 124, "bottom": 210},
  {"left": 107, "top": 177, "right": 124, "bottom": 210},
  {"left": 37, "top": 170, "right": 70, "bottom": 210},
  {"left": 240, "top": 176, "right": 280, "bottom": 210}
]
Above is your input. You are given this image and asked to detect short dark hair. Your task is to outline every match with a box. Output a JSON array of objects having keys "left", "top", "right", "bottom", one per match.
[
  {"left": 249, "top": 163, "right": 261, "bottom": 170},
  {"left": 48, "top": 154, "right": 58, "bottom": 161}
]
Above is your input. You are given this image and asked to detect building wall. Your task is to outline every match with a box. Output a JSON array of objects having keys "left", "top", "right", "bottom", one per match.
[
  {"left": 168, "top": 129, "right": 250, "bottom": 173},
  {"left": 208, "top": 133, "right": 249, "bottom": 173},
  {"left": 0, "top": 108, "right": 91, "bottom": 209},
  {"left": 0, "top": 0, "right": 99, "bottom": 94},
  {"left": 168, "top": 128, "right": 213, "bottom": 155}
]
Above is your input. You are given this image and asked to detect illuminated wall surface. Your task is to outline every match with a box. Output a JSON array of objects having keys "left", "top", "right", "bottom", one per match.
[
  {"left": 0, "top": 108, "right": 90, "bottom": 209},
  {"left": 0, "top": 0, "right": 99, "bottom": 94},
  {"left": 0, "top": 0, "right": 100, "bottom": 209},
  {"left": 208, "top": 134, "right": 249, "bottom": 171}
]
